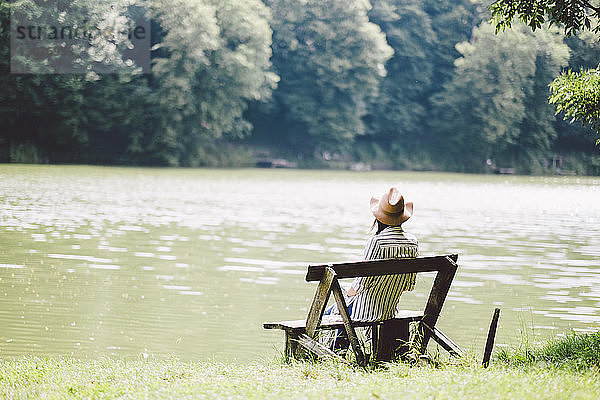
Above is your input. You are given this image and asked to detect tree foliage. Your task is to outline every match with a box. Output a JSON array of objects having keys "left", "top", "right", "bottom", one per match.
[
  {"left": 431, "top": 23, "right": 569, "bottom": 171},
  {"left": 252, "top": 0, "right": 393, "bottom": 154},
  {"left": 490, "top": 0, "right": 600, "bottom": 147},
  {"left": 140, "top": 0, "right": 278, "bottom": 165},
  {"left": 1, "top": 0, "right": 277, "bottom": 165},
  {"left": 1, "top": 0, "right": 599, "bottom": 172},
  {"left": 551, "top": 67, "right": 600, "bottom": 145},
  {"left": 365, "top": 0, "right": 435, "bottom": 146},
  {"left": 8, "top": 0, "right": 144, "bottom": 76},
  {"left": 490, "top": 0, "right": 600, "bottom": 36}
]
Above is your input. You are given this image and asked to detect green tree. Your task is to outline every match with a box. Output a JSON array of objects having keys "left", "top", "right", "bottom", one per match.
[
  {"left": 490, "top": 0, "right": 600, "bottom": 36},
  {"left": 0, "top": 2, "right": 81, "bottom": 161},
  {"left": 510, "top": 28, "right": 571, "bottom": 171},
  {"left": 75, "top": 75, "right": 162, "bottom": 165},
  {"left": 1, "top": 0, "right": 277, "bottom": 165},
  {"left": 149, "top": 0, "right": 277, "bottom": 165},
  {"left": 554, "top": 32, "right": 600, "bottom": 151},
  {"left": 0, "top": 0, "right": 147, "bottom": 162},
  {"left": 363, "top": 0, "right": 435, "bottom": 161},
  {"left": 251, "top": 0, "right": 393, "bottom": 156},
  {"left": 431, "top": 23, "right": 569, "bottom": 171},
  {"left": 423, "top": 0, "right": 483, "bottom": 96},
  {"left": 9, "top": 0, "right": 143, "bottom": 75},
  {"left": 490, "top": 0, "right": 600, "bottom": 145},
  {"left": 550, "top": 68, "right": 600, "bottom": 145}
]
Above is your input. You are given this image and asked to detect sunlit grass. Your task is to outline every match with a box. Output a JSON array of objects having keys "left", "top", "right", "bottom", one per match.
[
  {"left": 1, "top": 352, "right": 599, "bottom": 399},
  {"left": 496, "top": 330, "right": 600, "bottom": 372},
  {"left": 1, "top": 332, "right": 599, "bottom": 399}
]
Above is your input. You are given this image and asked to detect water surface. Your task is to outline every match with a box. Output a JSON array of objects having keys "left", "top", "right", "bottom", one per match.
[{"left": 0, "top": 165, "right": 598, "bottom": 361}]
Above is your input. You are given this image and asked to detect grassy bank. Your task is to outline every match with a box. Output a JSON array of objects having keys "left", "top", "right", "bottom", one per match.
[
  {"left": 497, "top": 331, "right": 600, "bottom": 372},
  {"left": 1, "top": 332, "right": 599, "bottom": 399}
]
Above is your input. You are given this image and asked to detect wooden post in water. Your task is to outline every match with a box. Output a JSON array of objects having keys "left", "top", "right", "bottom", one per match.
[{"left": 482, "top": 308, "right": 501, "bottom": 368}]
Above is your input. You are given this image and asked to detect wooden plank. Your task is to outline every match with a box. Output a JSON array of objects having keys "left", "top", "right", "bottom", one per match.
[
  {"left": 419, "top": 255, "right": 458, "bottom": 353},
  {"left": 422, "top": 323, "right": 463, "bottom": 357},
  {"left": 264, "top": 310, "right": 424, "bottom": 331},
  {"left": 296, "top": 333, "right": 348, "bottom": 364},
  {"left": 482, "top": 308, "right": 501, "bottom": 368},
  {"left": 305, "top": 266, "right": 335, "bottom": 338},
  {"left": 306, "top": 255, "right": 458, "bottom": 282},
  {"left": 331, "top": 273, "right": 366, "bottom": 366}
]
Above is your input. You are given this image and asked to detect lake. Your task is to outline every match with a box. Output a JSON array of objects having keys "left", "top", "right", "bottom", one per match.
[{"left": 0, "top": 165, "right": 598, "bottom": 362}]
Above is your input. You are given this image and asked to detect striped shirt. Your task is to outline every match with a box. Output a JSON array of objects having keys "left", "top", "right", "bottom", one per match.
[{"left": 349, "top": 226, "right": 419, "bottom": 322}]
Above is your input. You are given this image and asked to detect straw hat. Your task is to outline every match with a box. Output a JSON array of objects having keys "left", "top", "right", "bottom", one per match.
[{"left": 370, "top": 187, "right": 413, "bottom": 226}]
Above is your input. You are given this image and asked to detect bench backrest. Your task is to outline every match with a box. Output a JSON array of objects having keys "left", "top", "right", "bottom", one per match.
[{"left": 306, "top": 254, "right": 458, "bottom": 281}]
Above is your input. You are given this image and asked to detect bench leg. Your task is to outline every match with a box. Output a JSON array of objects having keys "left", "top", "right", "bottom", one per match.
[
  {"left": 371, "top": 324, "right": 378, "bottom": 357},
  {"left": 376, "top": 320, "right": 410, "bottom": 362},
  {"left": 285, "top": 331, "right": 299, "bottom": 361}
]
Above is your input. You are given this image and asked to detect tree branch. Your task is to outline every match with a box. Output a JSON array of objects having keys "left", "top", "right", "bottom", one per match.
[{"left": 581, "top": 0, "right": 600, "bottom": 14}]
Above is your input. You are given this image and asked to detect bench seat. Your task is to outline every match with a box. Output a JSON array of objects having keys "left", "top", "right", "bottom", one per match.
[{"left": 263, "top": 310, "right": 424, "bottom": 332}]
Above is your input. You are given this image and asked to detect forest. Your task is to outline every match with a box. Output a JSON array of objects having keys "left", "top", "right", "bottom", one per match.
[{"left": 1, "top": 0, "right": 599, "bottom": 174}]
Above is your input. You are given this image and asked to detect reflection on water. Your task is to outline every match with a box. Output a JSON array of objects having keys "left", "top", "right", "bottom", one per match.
[{"left": 0, "top": 165, "right": 599, "bottom": 361}]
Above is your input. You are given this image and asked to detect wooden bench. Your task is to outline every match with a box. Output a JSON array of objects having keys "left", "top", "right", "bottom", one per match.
[{"left": 264, "top": 254, "right": 462, "bottom": 366}]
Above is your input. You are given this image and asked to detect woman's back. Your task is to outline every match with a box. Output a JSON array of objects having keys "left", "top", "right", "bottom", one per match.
[{"left": 350, "top": 226, "right": 419, "bottom": 322}]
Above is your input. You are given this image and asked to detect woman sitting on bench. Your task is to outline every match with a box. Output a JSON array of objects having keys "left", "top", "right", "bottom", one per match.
[{"left": 325, "top": 186, "right": 419, "bottom": 350}]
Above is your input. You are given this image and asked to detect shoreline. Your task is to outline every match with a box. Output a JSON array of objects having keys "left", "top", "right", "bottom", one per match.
[{"left": 2, "top": 162, "right": 600, "bottom": 178}]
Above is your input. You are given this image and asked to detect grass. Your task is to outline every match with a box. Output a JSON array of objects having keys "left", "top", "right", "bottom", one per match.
[
  {"left": 1, "top": 332, "right": 599, "bottom": 399},
  {"left": 496, "top": 331, "right": 600, "bottom": 372}
]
